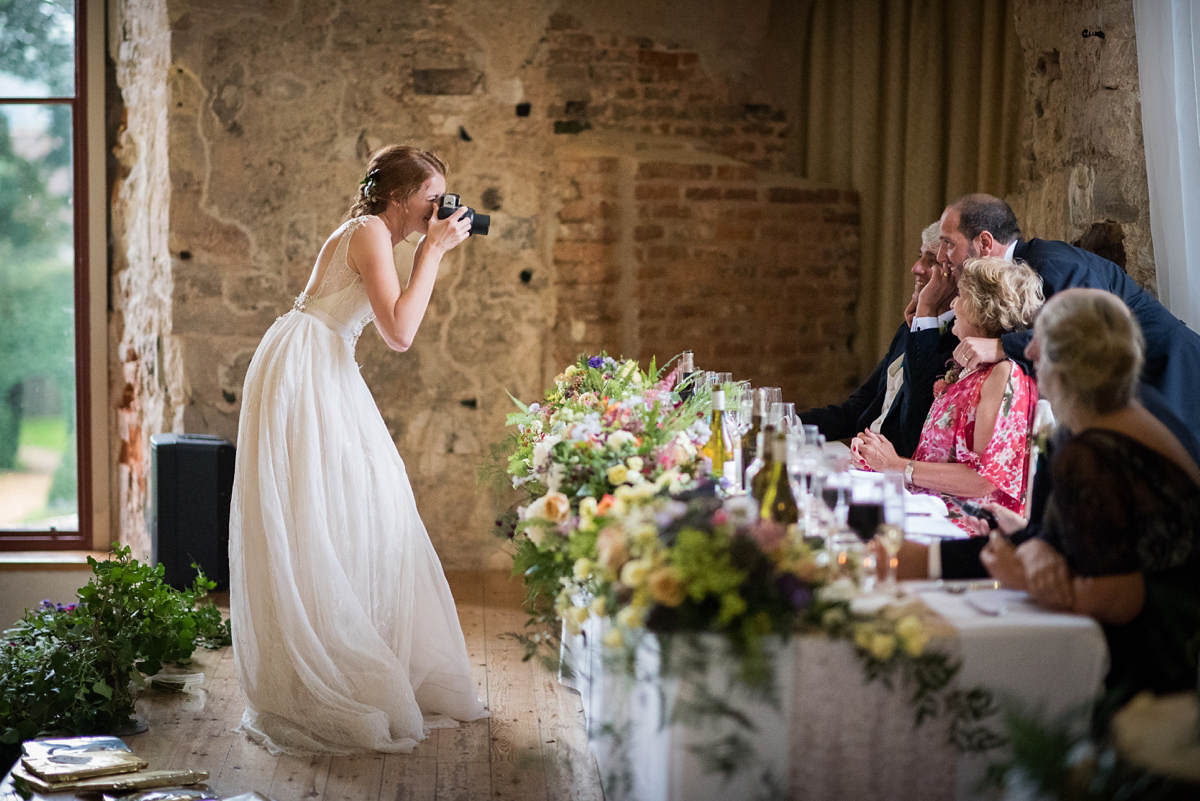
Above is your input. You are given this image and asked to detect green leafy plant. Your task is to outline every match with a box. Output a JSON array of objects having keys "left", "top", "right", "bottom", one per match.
[{"left": 0, "top": 545, "right": 232, "bottom": 759}]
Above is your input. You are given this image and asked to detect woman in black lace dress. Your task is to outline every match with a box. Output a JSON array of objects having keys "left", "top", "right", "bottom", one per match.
[{"left": 983, "top": 289, "right": 1200, "bottom": 697}]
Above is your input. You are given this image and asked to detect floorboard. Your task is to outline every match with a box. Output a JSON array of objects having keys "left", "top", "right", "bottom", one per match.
[{"left": 112, "top": 570, "right": 601, "bottom": 801}]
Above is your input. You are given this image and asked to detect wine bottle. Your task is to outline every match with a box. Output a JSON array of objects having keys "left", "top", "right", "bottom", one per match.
[
  {"left": 750, "top": 429, "right": 799, "bottom": 524},
  {"left": 741, "top": 387, "right": 768, "bottom": 473},
  {"left": 677, "top": 350, "right": 697, "bottom": 401},
  {"left": 702, "top": 389, "right": 736, "bottom": 483}
]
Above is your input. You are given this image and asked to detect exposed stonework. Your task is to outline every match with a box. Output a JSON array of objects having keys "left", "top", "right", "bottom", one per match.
[
  {"left": 1008, "top": 0, "right": 1155, "bottom": 290},
  {"left": 105, "top": 0, "right": 860, "bottom": 570},
  {"left": 108, "top": 0, "right": 182, "bottom": 561}
]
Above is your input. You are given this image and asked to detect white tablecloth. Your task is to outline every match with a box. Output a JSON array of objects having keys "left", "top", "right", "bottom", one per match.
[{"left": 564, "top": 585, "right": 1108, "bottom": 801}]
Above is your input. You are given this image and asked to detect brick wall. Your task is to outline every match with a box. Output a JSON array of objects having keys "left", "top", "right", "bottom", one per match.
[
  {"left": 544, "top": 14, "right": 790, "bottom": 172},
  {"left": 553, "top": 143, "right": 861, "bottom": 409}
]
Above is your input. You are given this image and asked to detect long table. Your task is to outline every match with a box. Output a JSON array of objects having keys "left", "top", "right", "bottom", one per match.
[{"left": 563, "top": 582, "right": 1108, "bottom": 801}]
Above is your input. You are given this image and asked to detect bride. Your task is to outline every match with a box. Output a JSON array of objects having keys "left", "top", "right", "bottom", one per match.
[{"left": 228, "top": 145, "right": 488, "bottom": 755}]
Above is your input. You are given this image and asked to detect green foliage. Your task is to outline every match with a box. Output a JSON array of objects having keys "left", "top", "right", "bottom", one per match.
[
  {"left": 0, "top": 102, "right": 75, "bottom": 470},
  {"left": 0, "top": 0, "right": 74, "bottom": 96},
  {"left": 0, "top": 545, "right": 232, "bottom": 753}
]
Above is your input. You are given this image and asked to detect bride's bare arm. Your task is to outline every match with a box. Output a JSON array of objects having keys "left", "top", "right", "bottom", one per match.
[{"left": 350, "top": 210, "right": 469, "bottom": 351}]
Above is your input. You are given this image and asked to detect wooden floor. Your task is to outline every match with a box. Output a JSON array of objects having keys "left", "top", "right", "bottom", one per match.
[{"left": 123, "top": 571, "right": 603, "bottom": 801}]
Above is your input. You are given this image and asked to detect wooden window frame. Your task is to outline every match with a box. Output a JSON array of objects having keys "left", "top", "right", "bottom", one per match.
[{"left": 0, "top": 0, "right": 100, "bottom": 551}]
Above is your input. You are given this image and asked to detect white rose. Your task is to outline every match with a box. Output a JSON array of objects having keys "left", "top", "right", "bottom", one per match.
[
  {"left": 532, "top": 435, "right": 562, "bottom": 470},
  {"left": 607, "top": 430, "right": 636, "bottom": 449},
  {"left": 626, "top": 455, "right": 644, "bottom": 473}
]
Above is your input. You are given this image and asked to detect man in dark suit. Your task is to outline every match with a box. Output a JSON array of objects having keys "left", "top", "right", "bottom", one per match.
[
  {"left": 938, "top": 193, "right": 1200, "bottom": 447},
  {"left": 800, "top": 223, "right": 958, "bottom": 458}
]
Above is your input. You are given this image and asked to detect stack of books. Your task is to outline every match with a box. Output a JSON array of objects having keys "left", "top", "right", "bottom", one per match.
[{"left": 12, "top": 736, "right": 209, "bottom": 796}]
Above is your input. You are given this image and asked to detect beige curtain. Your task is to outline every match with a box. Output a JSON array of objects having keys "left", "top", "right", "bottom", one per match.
[{"left": 764, "top": 0, "right": 1025, "bottom": 363}]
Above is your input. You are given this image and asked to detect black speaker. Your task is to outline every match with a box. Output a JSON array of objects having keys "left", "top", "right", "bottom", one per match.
[{"left": 149, "top": 433, "right": 235, "bottom": 591}]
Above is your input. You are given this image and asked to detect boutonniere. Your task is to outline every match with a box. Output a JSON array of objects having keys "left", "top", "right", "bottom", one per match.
[{"left": 932, "top": 362, "right": 963, "bottom": 398}]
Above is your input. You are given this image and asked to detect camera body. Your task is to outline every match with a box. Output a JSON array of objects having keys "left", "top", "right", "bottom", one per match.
[{"left": 436, "top": 193, "right": 490, "bottom": 236}]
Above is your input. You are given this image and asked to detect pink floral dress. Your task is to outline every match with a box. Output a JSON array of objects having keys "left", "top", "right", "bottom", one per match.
[{"left": 912, "top": 361, "right": 1038, "bottom": 530}]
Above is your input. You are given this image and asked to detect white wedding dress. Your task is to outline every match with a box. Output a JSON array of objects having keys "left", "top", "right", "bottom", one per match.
[{"left": 229, "top": 215, "right": 488, "bottom": 755}]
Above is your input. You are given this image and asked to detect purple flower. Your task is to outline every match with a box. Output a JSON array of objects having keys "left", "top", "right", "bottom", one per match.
[
  {"left": 774, "top": 573, "right": 814, "bottom": 611},
  {"left": 588, "top": 356, "right": 605, "bottom": 368}
]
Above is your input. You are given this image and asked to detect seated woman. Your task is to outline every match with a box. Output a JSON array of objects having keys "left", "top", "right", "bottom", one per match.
[
  {"left": 982, "top": 289, "right": 1200, "bottom": 698},
  {"left": 852, "top": 257, "right": 1043, "bottom": 530}
]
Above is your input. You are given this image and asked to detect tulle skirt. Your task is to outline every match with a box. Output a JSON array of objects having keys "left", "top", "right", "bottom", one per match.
[{"left": 229, "top": 310, "right": 488, "bottom": 755}]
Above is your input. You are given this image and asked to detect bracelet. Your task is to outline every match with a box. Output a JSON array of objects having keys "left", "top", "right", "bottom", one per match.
[{"left": 904, "top": 460, "right": 916, "bottom": 489}]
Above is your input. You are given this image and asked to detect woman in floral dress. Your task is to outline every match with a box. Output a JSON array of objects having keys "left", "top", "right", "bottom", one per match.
[{"left": 853, "top": 257, "right": 1043, "bottom": 529}]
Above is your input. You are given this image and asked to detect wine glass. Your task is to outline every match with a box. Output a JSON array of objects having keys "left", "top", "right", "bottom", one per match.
[
  {"left": 846, "top": 473, "right": 884, "bottom": 543},
  {"left": 877, "top": 472, "right": 907, "bottom": 593}
]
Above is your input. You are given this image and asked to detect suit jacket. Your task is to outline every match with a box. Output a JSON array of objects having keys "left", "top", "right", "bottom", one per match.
[
  {"left": 800, "top": 320, "right": 958, "bottom": 458},
  {"left": 1006, "top": 239, "right": 1200, "bottom": 441}
]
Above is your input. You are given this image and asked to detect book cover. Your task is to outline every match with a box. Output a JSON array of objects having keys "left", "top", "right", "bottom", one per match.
[{"left": 21, "top": 736, "right": 148, "bottom": 782}]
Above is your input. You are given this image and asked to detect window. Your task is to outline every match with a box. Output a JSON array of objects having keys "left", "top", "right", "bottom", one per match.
[{"left": 0, "top": 0, "right": 93, "bottom": 549}]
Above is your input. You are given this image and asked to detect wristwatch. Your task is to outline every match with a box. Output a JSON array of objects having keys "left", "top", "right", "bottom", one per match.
[{"left": 904, "top": 460, "right": 916, "bottom": 489}]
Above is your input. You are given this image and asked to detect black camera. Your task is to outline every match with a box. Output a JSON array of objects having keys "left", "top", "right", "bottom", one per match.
[
  {"left": 436, "top": 193, "right": 490, "bottom": 236},
  {"left": 958, "top": 500, "right": 999, "bottom": 531}
]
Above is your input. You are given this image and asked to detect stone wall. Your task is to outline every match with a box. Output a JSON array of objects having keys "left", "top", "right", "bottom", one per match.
[
  {"left": 108, "top": 0, "right": 180, "bottom": 561},
  {"left": 107, "top": 0, "right": 860, "bottom": 568},
  {"left": 1008, "top": 0, "right": 1154, "bottom": 289}
]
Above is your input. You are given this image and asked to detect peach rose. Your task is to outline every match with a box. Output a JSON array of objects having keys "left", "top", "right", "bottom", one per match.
[{"left": 647, "top": 567, "right": 686, "bottom": 607}]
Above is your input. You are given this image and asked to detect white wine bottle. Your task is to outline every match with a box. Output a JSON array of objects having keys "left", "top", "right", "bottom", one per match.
[
  {"left": 750, "top": 429, "right": 799, "bottom": 524},
  {"left": 702, "top": 389, "right": 736, "bottom": 484}
]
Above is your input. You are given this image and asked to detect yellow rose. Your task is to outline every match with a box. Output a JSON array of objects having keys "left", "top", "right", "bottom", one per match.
[
  {"left": 564, "top": 364, "right": 578, "bottom": 379},
  {"left": 607, "top": 464, "right": 630, "bottom": 485},
  {"left": 579, "top": 496, "right": 598, "bottom": 519},
  {"left": 854, "top": 623, "right": 874, "bottom": 650},
  {"left": 568, "top": 605, "right": 590, "bottom": 627},
  {"left": 590, "top": 596, "right": 608, "bottom": 616},
  {"left": 614, "top": 484, "right": 636, "bottom": 502},
  {"left": 634, "top": 523, "right": 659, "bottom": 548},
  {"left": 647, "top": 567, "right": 686, "bottom": 607},
  {"left": 619, "top": 559, "right": 651, "bottom": 588},
  {"left": 895, "top": 615, "right": 923, "bottom": 641},
  {"left": 603, "top": 627, "right": 624, "bottom": 648},
  {"left": 616, "top": 605, "right": 645, "bottom": 629},
  {"left": 573, "top": 558, "right": 594, "bottom": 581},
  {"left": 901, "top": 629, "right": 928, "bottom": 658},
  {"left": 596, "top": 526, "right": 629, "bottom": 571},
  {"left": 870, "top": 633, "right": 897, "bottom": 661}
]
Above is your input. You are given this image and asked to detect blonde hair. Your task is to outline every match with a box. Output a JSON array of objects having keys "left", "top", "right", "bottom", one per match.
[
  {"left": 956, "top": 257, "right": 1043, "bottom": 337},
  {"left": 1035, "top": 289, "right": 1143, "bottom": 422},
  {"left": 344, "top": 145, "right": 447, "bottom": 220}
]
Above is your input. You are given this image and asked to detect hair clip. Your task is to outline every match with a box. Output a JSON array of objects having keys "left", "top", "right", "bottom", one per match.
[{"left": 360, "top": 168, "right": 381, "bottom": 199}]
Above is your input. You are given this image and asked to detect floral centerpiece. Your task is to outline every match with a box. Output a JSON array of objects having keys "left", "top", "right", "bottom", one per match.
[
  {"left": 495, "top": 353, "right": 994, "bottom": 794},
  {"left": 500, "top": 353, "right": 712, "bottom": 630}
]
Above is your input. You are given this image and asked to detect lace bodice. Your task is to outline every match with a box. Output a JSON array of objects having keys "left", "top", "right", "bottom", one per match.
[{"left": 291, "top": 216, "right": 376, "bottom": 347}]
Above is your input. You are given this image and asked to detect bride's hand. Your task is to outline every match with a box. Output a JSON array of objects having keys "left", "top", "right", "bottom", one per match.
[{"left": 424, "top": 206, "right": 471, "bottom": 254}]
